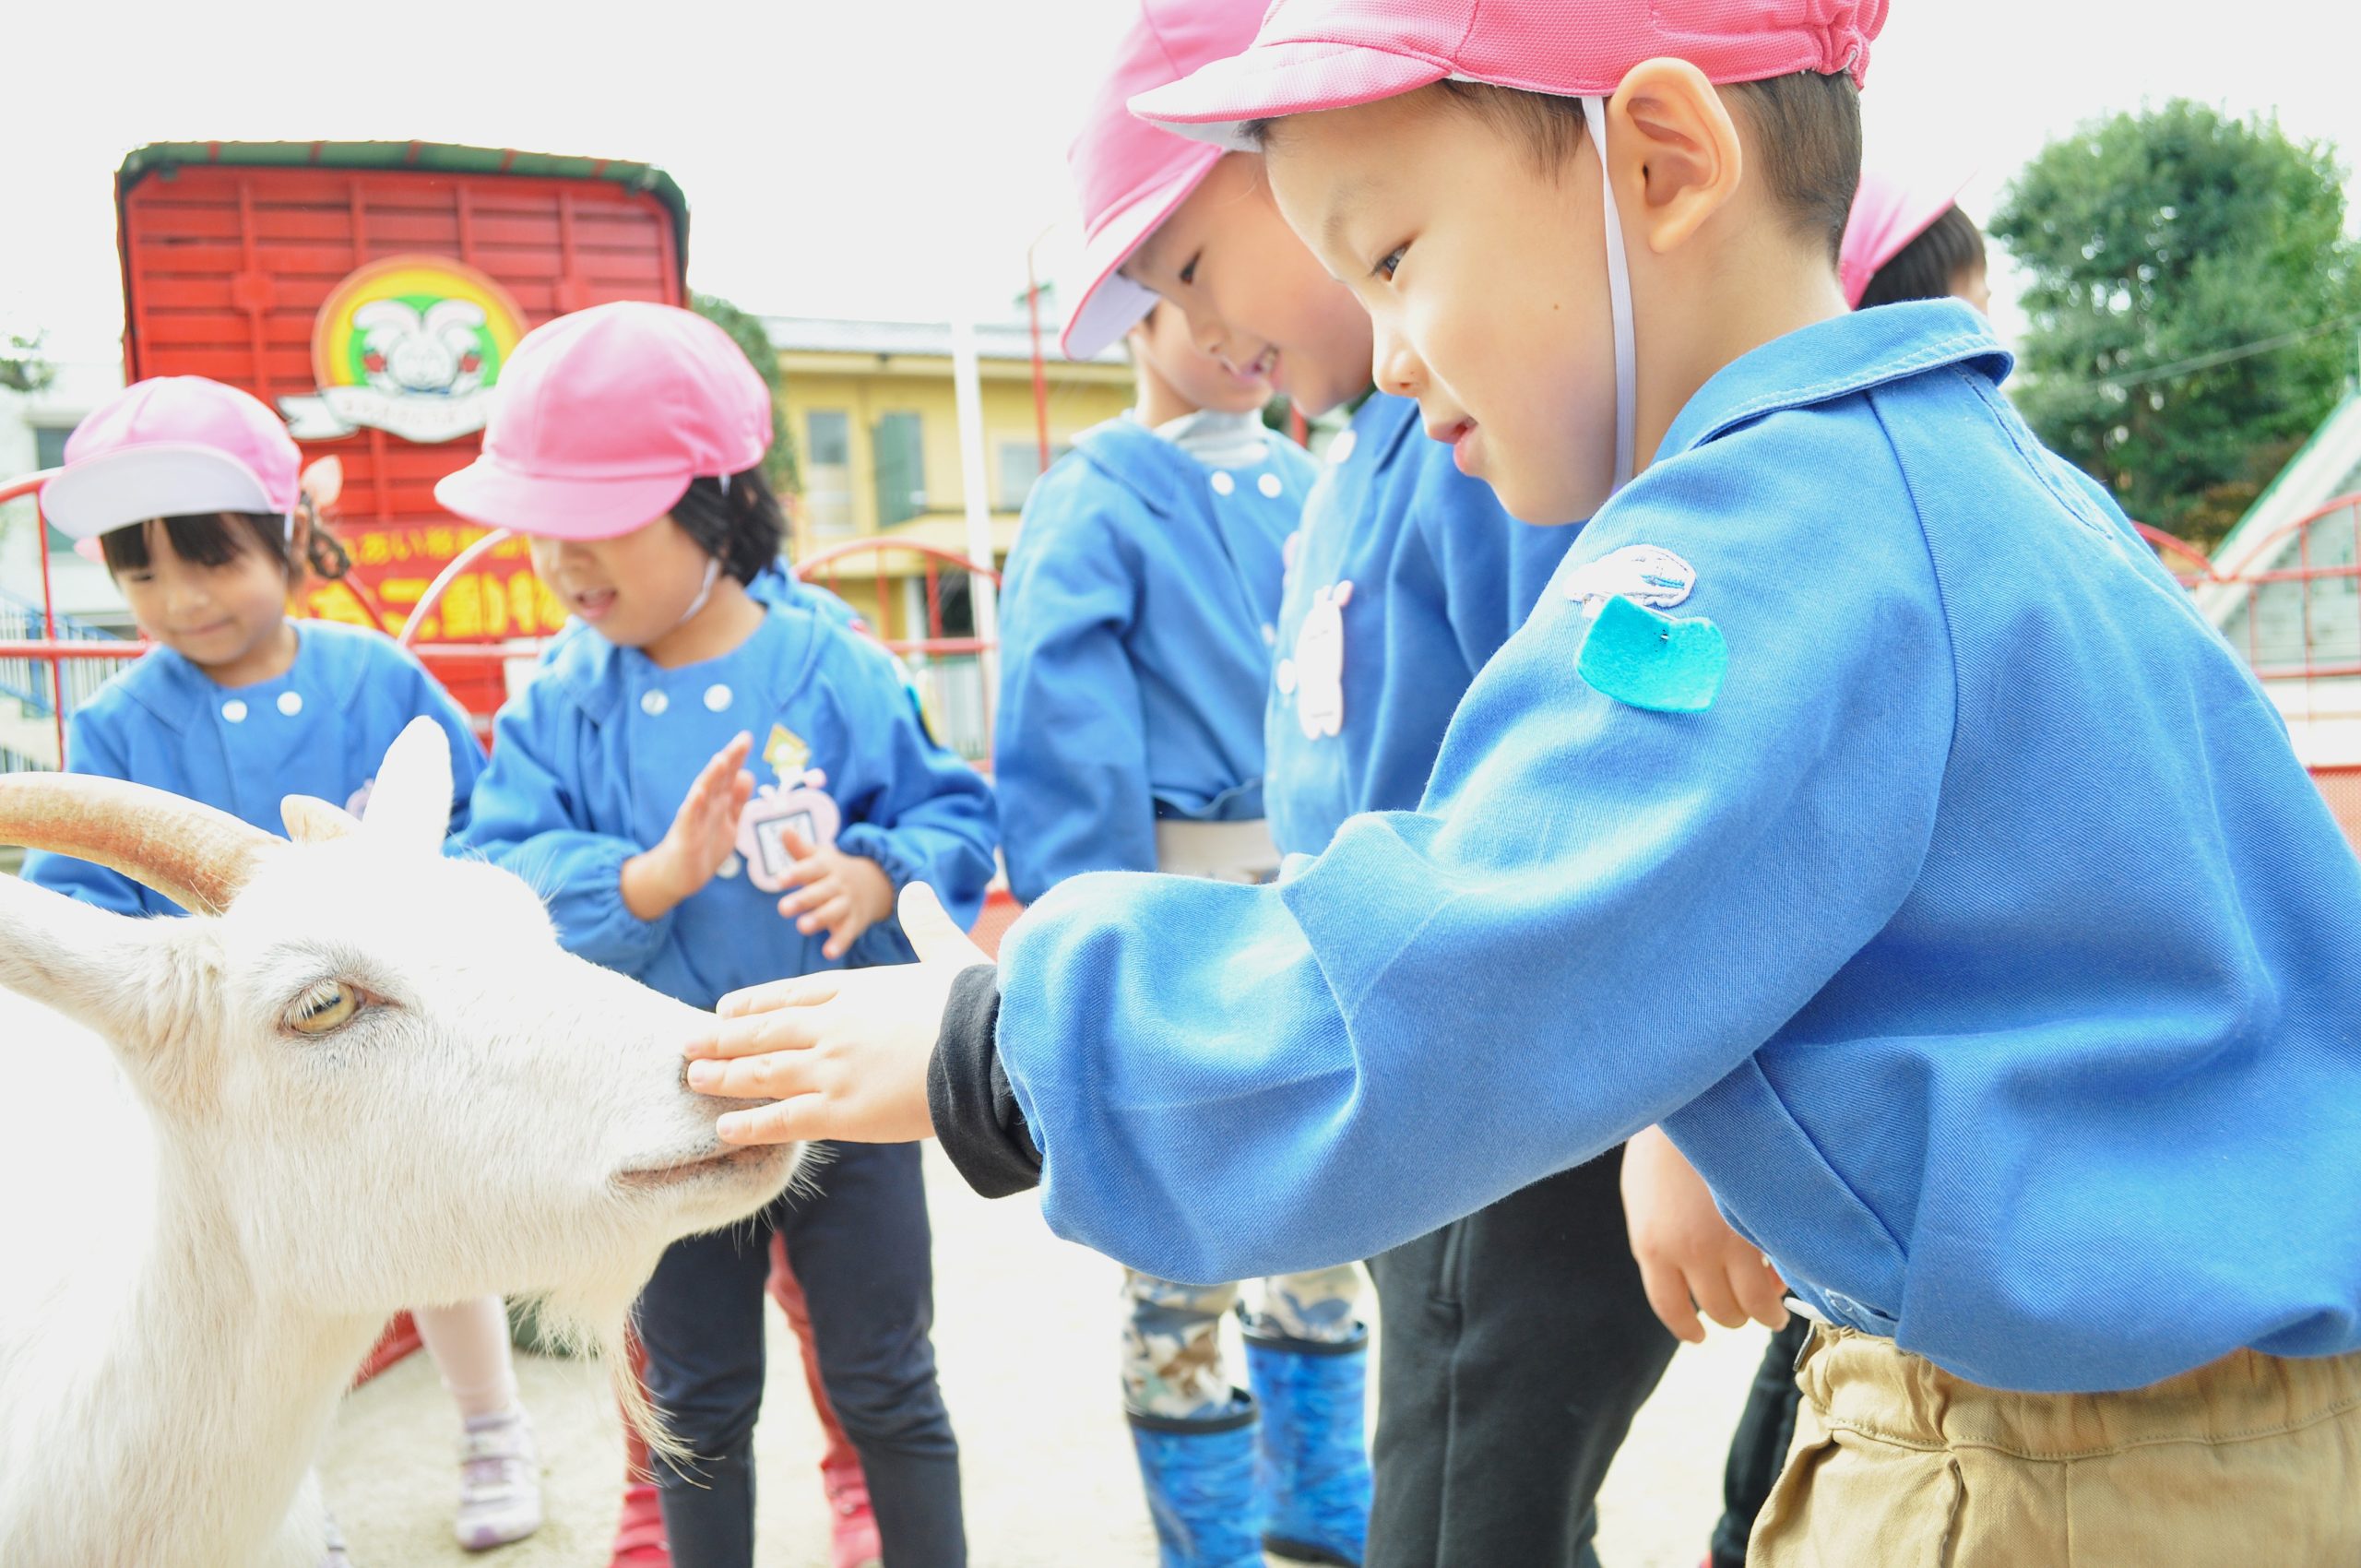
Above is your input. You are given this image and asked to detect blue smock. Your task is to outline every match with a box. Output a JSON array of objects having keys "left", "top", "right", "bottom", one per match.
[
  {"left": 1265, "top": 392, "right": 1572, "bottom": 853},
  {"left": 21, "top": 620, "right": 484, "bottom": 917},
  {"left": 991, "top": 302, "right": 2361, "bottom": 1394},
  {"left": 457, "top": 604, "right": 996, "bottom": 1008},
  {"left": 994, "top": 416, "right": 1314, "bottom": 904}
]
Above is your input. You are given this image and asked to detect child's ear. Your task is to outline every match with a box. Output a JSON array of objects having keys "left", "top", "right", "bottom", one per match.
[{"left": 1607, "top": 58, "right": 1744, "bottom": 256}]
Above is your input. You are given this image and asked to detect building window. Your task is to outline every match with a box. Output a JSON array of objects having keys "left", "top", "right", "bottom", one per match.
[
  {"left": 803, "top": 410, "right": 855, "bottom": 536},
  {"left": 995, "top": 438, "right": 1072, "bottom": 511},
  {"left": 33, "top": 426, "right": 73, "bottom": 553},
  {"left": 872, "top": 411, "right": 927, "bottom": 529},
  {"left": 807, "top": 410, "right": 849, "bottom": 468}
]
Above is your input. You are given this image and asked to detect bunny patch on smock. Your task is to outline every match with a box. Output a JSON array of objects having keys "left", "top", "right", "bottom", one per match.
[{"left": 1264, "top": 392, "right": 1572, "bottom": 857}]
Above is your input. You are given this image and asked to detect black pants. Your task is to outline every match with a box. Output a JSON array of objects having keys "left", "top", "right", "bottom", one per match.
[
  {"left": 638, "top": 1139, "right": 966, "bottom": 1568},
  {"left": 1709, "top": 1316, "right": 1812, "bottom": 1568},
  {"left": 1364, "top": 1148, "right": 1679, "bottom": 1568}
]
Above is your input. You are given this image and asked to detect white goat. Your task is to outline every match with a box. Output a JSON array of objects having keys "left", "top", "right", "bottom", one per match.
[{"left": 0, "top": 719, "right": 801, "bottom": 1568}]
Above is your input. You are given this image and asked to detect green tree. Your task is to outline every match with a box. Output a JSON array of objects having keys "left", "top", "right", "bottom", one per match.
[
  {"left": 2, "top": 331, "right": 55, "bottom": 396},
  {"left": 1991, "top": 101, "right": 2361, "bottom": 549},
  {"left": 691, "top": 292, "right": 800, "bottom": 496}
]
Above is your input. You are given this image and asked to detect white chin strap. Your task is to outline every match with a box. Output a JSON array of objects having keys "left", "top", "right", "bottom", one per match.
[
  {"left": 674, "top": 556, "right": 723, "bottom": 628},
  {"left": 1583, "top": 95, "right": 1638, "bottom": 495}
]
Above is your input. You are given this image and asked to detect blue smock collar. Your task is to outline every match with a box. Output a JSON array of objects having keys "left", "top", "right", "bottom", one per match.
[
  {"left": 541, "top": 600, "right": 824, "bottom": 728},
  {"left": 117, "top": 621, "right": 369, "bottom": 735},
  {"left": 1655, "top": 300, "right": 2011, "bottom": 464}
]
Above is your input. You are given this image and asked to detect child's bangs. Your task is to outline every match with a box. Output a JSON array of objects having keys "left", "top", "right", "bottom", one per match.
[{"left": 100, "top": 513, "right": 280, "bottom": 575}]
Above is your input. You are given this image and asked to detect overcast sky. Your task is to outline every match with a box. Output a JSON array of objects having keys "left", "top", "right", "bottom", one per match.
[{"left": 7, "top": 1, "right": 2358, "bottom": 362}]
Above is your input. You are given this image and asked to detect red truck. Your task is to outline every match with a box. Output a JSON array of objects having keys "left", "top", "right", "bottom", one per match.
[{"left": 113, "top": 139, "right": 689, "bottom": 716}]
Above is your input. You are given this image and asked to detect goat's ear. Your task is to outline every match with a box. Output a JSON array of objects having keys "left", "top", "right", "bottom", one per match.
[
  {"left": 0, "top": 874, "right": 212, "bottom": 1087},
  {"left": 362, "top": 716, "right": 459, "bottom": 853},
  {"left": 283, "top": 794, "right": 360, "bottom": 844}
]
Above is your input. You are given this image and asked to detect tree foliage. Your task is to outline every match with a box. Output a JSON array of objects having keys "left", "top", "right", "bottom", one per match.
[
  {"left": 1, "top": 331, "right": 55, "bottom": 396},
  {"left": 691, "top": 292, "right": 800, "bottom": 496},
  {"left": 1990, "top": 101, "right": 2361, "bottom": 549}
]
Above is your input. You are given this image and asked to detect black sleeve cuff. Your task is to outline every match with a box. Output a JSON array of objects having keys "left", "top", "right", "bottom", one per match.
[{"left": 926, "top": 964, "right": 1042, "bottom": 1199}]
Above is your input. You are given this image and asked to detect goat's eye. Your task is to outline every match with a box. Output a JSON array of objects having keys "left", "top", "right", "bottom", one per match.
[{"left": 285, "top": 981, "right": 362, "bottom": 1036}]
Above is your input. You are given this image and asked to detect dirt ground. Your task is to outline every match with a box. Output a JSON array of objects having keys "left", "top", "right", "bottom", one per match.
[{"left": 323, "top": 1145, "right": 1767, "bottom": 1567}]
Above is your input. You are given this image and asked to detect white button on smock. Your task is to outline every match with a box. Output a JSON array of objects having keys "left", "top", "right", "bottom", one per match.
[
  {"left": 640, "top": 691, "right": 670, "bottom": 718},
  {"left": 1330, "top": 429, "right": 1358, "bottom": 464},
  {"left": 277, "top": 692, "right": 303, "bottom": 717},
  {"left": 1258, "top": 472, "right": 1284, "bottom": 498},
  {"left": 1210, "top": 471, "right": 1236, "bottom": 496},
  {"left": 704, "top": 683, "right": 733, "bottom": 712},
  {"left": 220, "top": 700, "right": 248, "bottom": 723}
]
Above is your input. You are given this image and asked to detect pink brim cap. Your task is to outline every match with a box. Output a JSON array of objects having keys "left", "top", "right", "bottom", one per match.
[
  {"left": 40, "top": 442, "right": 283, "bottom": 543},
  {"left": 1061, "top": 147, "right": 1223, "bottom": 360},
  {"left": 1131, "top": 0, "right": 1885, "bottom": 149},
  {"left": 1131, "top": 42, "right": 1449, "bottom": 151},
  {"left": 433, "top": 457, "right": 694, "bottom": 543},
  {"left": 1840, "top": 169, "right": 1975, "bottom": 307}
]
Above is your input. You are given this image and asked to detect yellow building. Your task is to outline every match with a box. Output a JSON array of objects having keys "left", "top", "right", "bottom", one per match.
[{"left": 768, "top": 316, "right": 1134, "bottom": 640}]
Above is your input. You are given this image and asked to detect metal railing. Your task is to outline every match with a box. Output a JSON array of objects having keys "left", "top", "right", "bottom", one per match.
[
  {"left": 0, "top": 589, "right": 136, "bottom": 719},
  {"left": 2203, "top": 494, "right": 2361, "bottom": 682},
  {"left": 795, "top": 536, "right": 1003, "bottom": 765}
]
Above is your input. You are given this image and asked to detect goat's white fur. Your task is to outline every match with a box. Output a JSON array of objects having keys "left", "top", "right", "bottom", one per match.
[{"left": 0, "top": 719, "right": 800, "bottom": 1566}]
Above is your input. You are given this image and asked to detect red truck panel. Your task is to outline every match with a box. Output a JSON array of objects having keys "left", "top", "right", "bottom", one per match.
[{"left": 119, "top": 161, "right": 683, "bottom": 714}]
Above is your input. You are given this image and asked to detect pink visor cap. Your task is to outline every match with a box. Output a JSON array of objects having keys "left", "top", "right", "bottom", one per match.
[
  {"left": 435, "top": 301, "right": 771, "bottom": 542},
  {"left": 1061, "top": 0, "right": 1275, "bottom": 362},
  {"left": 1840, "top": 166, "right": 1974, "bottom": 308},
  {"left": 1132, "top": 0, "right": 1888, "bottom": 150},
  {"left": 42, "top": 376, "right": 301, "bottom": 553}
]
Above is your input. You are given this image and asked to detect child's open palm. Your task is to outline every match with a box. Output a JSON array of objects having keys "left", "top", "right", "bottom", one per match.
[
  {"left": 621, "top": 732, "right": 754, "bottom": 921},
  {"left": 682, "top": 882, "right": 984, "bottom": 1145}
]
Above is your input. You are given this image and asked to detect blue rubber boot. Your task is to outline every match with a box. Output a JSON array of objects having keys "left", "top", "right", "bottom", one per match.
[
  {"left": 1125, "top": 1392, "right": 1265, "bottom": 1568},
  {"left": 1245, "top": 1321, "right": 1371, "bottom": 1567}
]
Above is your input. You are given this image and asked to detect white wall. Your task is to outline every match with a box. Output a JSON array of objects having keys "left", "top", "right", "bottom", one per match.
[{"left": 0, "top": 354, "right": 131, "bottom": 628}]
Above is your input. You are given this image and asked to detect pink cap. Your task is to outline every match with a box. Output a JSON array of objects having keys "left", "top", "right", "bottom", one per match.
[
  {"left": 435, "top": 301, "right": 771, "bottom": 541},
  {"left": 1839, "top": 166, "right": 1973, "bottom": 308},
  {"left": 1133, "top": 0, "right": 1887, "bottom": 149},
  {"left": 1061, "top": 0, "right": 1275, "bottom": 361},
  {"left": 41, "top": 376, "right": 301, "bottom": 546}
]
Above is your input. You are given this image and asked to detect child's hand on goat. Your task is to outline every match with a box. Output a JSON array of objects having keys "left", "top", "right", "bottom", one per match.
[
  {"left": 770, "top": 826, "right": 895, "bottom": 961},
  {"left": 1619, "top": 1123, "right": 1789, "bottom": 1343},
  {"left": 621, "top": 732, "right": 754, "bottom": 921},
  {"left": 682, "top": 882, "right": 988, "bottom": 1145}
]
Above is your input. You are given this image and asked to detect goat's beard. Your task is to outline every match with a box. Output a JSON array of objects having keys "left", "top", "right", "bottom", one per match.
[{"left": 529, "top": 1242, "right": 691, "bottom": 1467}]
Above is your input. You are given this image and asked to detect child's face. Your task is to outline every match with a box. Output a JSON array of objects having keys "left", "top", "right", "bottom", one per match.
[
  {"left": 528, "top": 516, "right": 718, "bottom": 650},
  {"left": 1265, "top": 90, "right": 1619, "bottom": 525},
  {"left": 1129, "top": 303, "right": 1275, "bottom": 416},
  {"left": 1122, "top": 153, "right": 1375, "bottom": 419},
  {"left": 113, "top": 520, "right": 294, "bottom": 675}
]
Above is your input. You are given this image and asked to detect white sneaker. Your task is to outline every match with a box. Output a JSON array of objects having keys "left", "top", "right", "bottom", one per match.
[{"left": 455, "top": 1407, "right": 544, "bottom": 1551}]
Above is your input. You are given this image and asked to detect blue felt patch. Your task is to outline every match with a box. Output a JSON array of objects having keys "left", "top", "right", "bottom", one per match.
[{"left": 1577, "top": 594, "right": 1727, "bottom": 713}]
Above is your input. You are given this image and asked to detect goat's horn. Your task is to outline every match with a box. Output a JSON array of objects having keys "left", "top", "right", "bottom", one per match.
[{"left": 0, "top": 774, "right": 279, "bottom": 916}]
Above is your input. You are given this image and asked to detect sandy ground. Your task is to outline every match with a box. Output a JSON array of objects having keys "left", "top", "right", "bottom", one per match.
[{"left": 323, "top": 1145, "right": 1766, "bottom": 1568}]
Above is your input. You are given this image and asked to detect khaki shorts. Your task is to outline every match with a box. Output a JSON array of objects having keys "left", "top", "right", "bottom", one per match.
[{"left": 1751, "top": 1324, "right": 2361, "bottom": 1568}]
